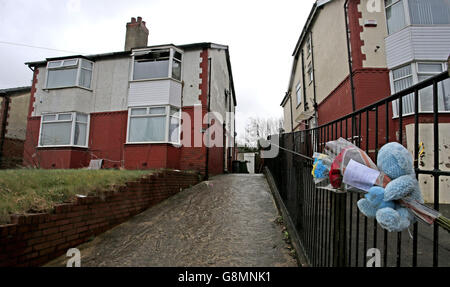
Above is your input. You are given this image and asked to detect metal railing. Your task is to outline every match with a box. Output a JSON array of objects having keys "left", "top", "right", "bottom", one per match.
[{"left": 265, "top": 71, "right": 450, "bottom": 267}]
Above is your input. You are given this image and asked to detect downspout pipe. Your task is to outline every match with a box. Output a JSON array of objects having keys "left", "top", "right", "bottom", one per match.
[
  {"left": 205, "top": 58, "right": 212, "bottom": 180},
  {"left": 288, "top": 92, "right": 294, "bottom": 132},
  {"left": 0, "top": 93, "right": 10, "bottom": 167},
  {"left": 310, "top": 32, "right": 318, "bottom": 114},
  {"left": 301, "top": 50, "right": 308, "bottom": 112},
  {"left": 344, "top": 0, "right": 356, "bottom": 112}
]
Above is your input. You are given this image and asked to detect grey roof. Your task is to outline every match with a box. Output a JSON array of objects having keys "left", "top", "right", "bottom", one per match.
[
  {"left": 0, "top": 86, "right": 31, "bottom": 96},
  {"left": 25, "top": 42, "right": 229, "bottom": 67}
]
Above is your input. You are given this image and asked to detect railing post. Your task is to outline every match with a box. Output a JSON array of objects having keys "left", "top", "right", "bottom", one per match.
[{"left": 333, "top": 192, "right": 347, "bottom": 267}]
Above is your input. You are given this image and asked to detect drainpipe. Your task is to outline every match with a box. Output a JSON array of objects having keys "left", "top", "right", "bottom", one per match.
[
  {"left": 205, "top": 58, "right": 212, "bottom": 180},
  {"left": 344, "top": 0, "right": 356, "bottom": 112},
  {"left": 344, "top": 0, "right": 358, "bottom": 142},
  {"left": 0, "top": 93, "right": 10, "bottom": 167},
  {"left": 310, "top": 32, "right": 318, "bottom": 114},
  {"left": 228, "top": 84, "right": 232, "bottom": 171},
  {"left": 288, "top": 92, "right": 294, "bottom": 132},
  {"left": 301, "top": 50, "right": 308, "bottom": 112}
]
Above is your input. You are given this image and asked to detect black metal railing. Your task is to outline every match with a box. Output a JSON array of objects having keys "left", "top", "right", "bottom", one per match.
[{"left": 265, "top": 71, "right": 450, "bottom": 267}]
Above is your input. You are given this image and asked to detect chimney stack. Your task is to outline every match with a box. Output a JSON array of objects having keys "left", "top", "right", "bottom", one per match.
[{"left": 124, "top": 16, "right": 149, "bottom": 51}]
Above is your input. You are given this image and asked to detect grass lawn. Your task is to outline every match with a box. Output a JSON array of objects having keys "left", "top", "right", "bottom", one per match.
[{"left": 0, "top": 169, "right": 152, "bottom": 224}]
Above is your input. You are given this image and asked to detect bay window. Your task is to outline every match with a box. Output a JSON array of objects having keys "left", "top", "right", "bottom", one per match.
[
  {"left": 391, "top": 62, "right": 449, "bottom": 116},
  {"left": 417, "top": 63, "right": 449, "bottom": 112},
  {"left": 392, "top": 65, "right": 414, "bottom": 116},
  {"left": 385, "top": 0, "right": 450, "bottom": 35},
  {"left": 385, "top": 0, "right": 406, "bottom": 35},
  {"left": 132, "top": 48, "right": 183, "bottom": 81},
  {"left": 128, "top": 106, "right": 181, "bottom": 144},
  {"left": 39, "top": 112, "right": 89, "bottom": 147},
  {"left": 46, "top": 58, "right": 93, "bottom": 89},
  {"left": 408, "top": 0, "right": 450, "bottom": 25}
]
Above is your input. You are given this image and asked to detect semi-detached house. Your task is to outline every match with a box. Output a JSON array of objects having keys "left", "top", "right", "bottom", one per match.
[
  {"left": 281, "top": 0, "right": 450, "bottom": 202},
  {"left": 23, "top": 17, "right": 237, "bottom": 176}
]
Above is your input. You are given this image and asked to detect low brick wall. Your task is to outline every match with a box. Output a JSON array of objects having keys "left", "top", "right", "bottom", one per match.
[{"left": 0, "top": 170, "right": 201, "bottom": 267}]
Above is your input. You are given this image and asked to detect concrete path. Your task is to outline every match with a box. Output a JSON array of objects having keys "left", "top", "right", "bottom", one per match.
[{"left": 46, "top": 174, "right": 297, "bottom": 267}]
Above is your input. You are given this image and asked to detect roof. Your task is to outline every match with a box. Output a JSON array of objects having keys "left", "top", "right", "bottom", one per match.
[
  {"left": 292, "top": 0, "right": 335, "bottom": 56},
  {"left": 0, "top": 86, "right": 31, "bottom": 96},
  {"left": 281, "top": 0, "right": 335, "bottom": 107},
  {"left": 25, "top": 42, "right": 229, "bottom": 67}
]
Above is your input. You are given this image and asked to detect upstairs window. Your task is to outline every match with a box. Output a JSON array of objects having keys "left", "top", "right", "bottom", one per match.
[
  {"left": 296, "top": 82, "right": 302, "bottom": 106},
  {"left": 307, "top": 62, "right": 314, "bottom": 84},
  {"left": 306, "top": 35, "right": 312, "bottom": 57},
  {"left": 408, "top": 0, "right": 450, "bottom": 25},
  {"left": 385, "top": 0, "right": 406, "bottom": 35},
  {"left": 39, "top": 112, "right": 89, "bottom": 147},
  {"left": 132, "top": 48, "right": 183, "bottom": 81},
  {"left": 46, "top": 59, "right": 93, "bottom": 89}
]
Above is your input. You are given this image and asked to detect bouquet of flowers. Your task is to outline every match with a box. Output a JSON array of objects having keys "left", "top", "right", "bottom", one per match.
[{"left": 311, "top": 138, "right": 450, "bottom": 233}]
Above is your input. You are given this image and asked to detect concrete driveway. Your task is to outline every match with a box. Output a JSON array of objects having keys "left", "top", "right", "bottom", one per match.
[{"left": 46, "top": 174, "right": 297, "bottom": 267}]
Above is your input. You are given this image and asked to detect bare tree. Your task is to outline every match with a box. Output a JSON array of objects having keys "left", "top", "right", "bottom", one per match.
[{"left": 239, "top": 117, "right": 284, "bottom": 147}]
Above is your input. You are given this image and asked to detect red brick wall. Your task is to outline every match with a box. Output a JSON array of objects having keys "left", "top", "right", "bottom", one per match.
[
  {"left": 0, "top": 170, "right": 200, "bottom": 267},
  {"left": 23, "top": 116, "right": 40, "bottom": 167},
  {"left": 1, "top": 138, "right": 25, "bottom": 168},
  {"left": 89, "top": 111, "right": 128, "bottom": 169},
  {"left": 124, "top": 144, "right": 169, "bottom": 170}
]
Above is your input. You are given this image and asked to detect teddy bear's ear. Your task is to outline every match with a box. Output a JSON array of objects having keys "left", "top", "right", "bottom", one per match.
[{"left": 378, "top": 142, "right": 414, "bottom": 178}]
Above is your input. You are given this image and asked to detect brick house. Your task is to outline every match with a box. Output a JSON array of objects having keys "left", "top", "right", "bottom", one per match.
[
  {"left": 0, "top": 86, "right": 31, "bottom": 168},
  {"left": 281, "top": 0, "right": 450, "bottom": 202},
  {"left": 23, "top": 17, "right": 237, "bottom": 176},
  {"left": 282, "top": 0, "right": 449, "bottom": 132}
]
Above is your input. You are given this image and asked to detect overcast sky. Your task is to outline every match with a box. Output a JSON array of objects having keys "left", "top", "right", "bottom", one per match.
[{"left": 0, "top": 0, "right": 314, "bottom": 143}]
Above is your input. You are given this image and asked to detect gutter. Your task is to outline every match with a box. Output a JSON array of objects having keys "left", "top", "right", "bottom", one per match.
[{"left": 344, "top": 0, "right": 356, "bottom": 112}]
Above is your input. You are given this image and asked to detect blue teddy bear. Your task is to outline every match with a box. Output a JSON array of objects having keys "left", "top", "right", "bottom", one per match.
[{"left": 357, "top": 142, "right": 424, "bottom": 232}]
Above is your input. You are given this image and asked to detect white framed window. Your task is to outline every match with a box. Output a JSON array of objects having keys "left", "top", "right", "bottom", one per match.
[
  {"left": 296, "top": 82, "right": 302, "bottom": 107},
  {"left": 306, "top": 34, "right": 312, "bottom": 57},
  {"left": 417, "top": 62, "right": 449, "bottom": 112},
  {"left": 46, "top": 58, "right": 93, "bottom": 89},
  {"left": 307, "top": 62, "right": 314, "bottom": 84},
  {"left": 385, "top": 0, "right": 407, "bottom": 35},
  {"left": 132, "top": 48, "right": 183, "bottom": 81},
  {"left": 39, "top": 112, "right": 89, "bottom": 147},
  {"left": 392, "top": 64, "right": 414, "bottom": 116},
  {"left": 127, "top": 106, "right": 181, "bottom": 144},
  {"left": 408, "top": 0, "right": 450, "bottom": 25},
  {"left": 391, "top": 62, "right": 449, "bottom": 116},
  {"left": 385, "top": 0, "right": 450, "bottom": 35}
]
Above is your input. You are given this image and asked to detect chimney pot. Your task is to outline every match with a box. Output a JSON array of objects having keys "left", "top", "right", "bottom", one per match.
[{"left": 125, "top": 16, "right": 149, "bottom": 51}]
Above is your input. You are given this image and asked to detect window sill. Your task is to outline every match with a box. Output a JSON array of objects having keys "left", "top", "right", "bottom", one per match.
[
  {"left": 130, "top": 77, "right": 182, "bottom": 84},
  {"left": 43, "top": 86, "right": 93, "bottom": 92},
  {"left": 125, "top": 142, "right": 181, "bottom": 146},
  {"left": 36, "top": 145, "right": 88, "bottom": 149},
  {"left": 392, "top": 111, "right": 450, "bottom": 119}
]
